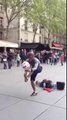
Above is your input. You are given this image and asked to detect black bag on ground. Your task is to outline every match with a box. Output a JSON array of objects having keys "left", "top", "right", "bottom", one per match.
[
  {"left": 40, "top": 81, "right": 44, "bottom": 87},
  {"left": 56, "top": 82, "right": 65, "bottom": 90},
  {"left": 46, "top": 80, "right": 53, "bottom": 88},
  {"left": 40, "top": 80, "right": 53, "bottom": 88}
]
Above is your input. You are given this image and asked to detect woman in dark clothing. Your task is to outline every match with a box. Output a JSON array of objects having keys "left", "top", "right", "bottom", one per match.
[
  {"left": 7, "top": 52, "right": 13, "bottom": 69},
  {"left": 3, "top": 51, "right": 8, "bottom": 69}
]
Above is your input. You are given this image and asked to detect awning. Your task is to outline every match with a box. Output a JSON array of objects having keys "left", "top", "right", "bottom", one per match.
[
  {"left": 52, "top": 43, "right": 63, "bottom": 47},
  {"left": 50, "top": 46, "right": 63, "bottom": 50},
  {"left": 20, "top": 43, "right": 38, "bottom": 49},
  {"left": 51, "top": 43, "right": 64, "bottom": 50},
  {"left": 20, "top": 43, "right": 50, "bottom": 51},
  {"left": 0, "top": 40, "right": 18, "bottom": 48}
]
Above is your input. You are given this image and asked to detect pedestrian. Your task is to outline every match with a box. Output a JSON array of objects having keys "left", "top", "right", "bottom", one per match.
[
  {"left": 53, "top": 53, "right": 57, "bottom": 65},
  {"left": 50, "top": 54, "right": 54, "bottom": 65},
  {"left": 16, "top": 53, "right": 21, "bottom": 67},
  {"left": 27, "top": 50, "right": 42, "bottom": 96},
  {"left": 61, "top": 53, "right": 64, "bottom": 66},
  {"left": 3, "top": 51, "right": 8, "bottom": 69},
  {"left": 7, "top": 51, "right": 13, "bottom": 69},
  {"left": 20, "top": 49, "right": 27, "bottom": 62}
]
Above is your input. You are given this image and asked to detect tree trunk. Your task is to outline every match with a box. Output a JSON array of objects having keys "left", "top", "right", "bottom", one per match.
[
  {"left": 18, "top": 16, "right": 20, "bottom": 45},
  {"left": 33, "top": 29, "right": 37, "bottom": 43},
  {"left": 33, "top": 24, "right": 37, "bottom": 43},
  {"left": 5, "top": 25, "right": 9, "bottom": 41},
  {"left": 48, "top": 30, "right": 51, "bottom": 45},
  {"left": 4, "top": 24, "right": 10, "bottom": 52}
]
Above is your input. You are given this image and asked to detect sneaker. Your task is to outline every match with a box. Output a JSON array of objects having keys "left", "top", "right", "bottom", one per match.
[{"left": 30, "top": 92, "right": 37, "bottom": 96}]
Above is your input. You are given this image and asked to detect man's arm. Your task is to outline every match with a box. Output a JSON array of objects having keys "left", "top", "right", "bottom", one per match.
[{"left": 32, "top": 62, "right": 39, "bottom": 71}]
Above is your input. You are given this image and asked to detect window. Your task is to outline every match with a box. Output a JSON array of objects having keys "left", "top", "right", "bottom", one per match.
[
  {"left": 25, "top": 39, "right": 28, "bottom": 42},
  {"left": 39, "top": 36, "right": 41, "bottom": 43},
  {"left": 0, "top": 32, "right": 2, "bottom": 39},
  {"left": 0, "top": 17, "right": 2, "bottom": 26},
  {"left": 44, "top": 39, "right": 46, "bottom": 44},
  {"left": 44, "top": 40, "right": 46, "bottom": 44},
  {"left": 39, "top": 26, "right": 41, "bottom": 34},
  {"left": 24, "top": 20, "right": 27, "bottom": 30},
  {"left": 0, "top": 4, "right": 3, "bottom": 13}
]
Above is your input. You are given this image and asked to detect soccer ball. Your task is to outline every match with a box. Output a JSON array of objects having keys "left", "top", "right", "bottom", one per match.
[{"left": 22, "top": 61, "right": 30, "bottom": 71}]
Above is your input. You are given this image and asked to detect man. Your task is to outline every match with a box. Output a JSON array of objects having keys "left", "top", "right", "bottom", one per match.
[
  {"left": 27, "top": 50, "right": 42, "bottom": 96},
  {"left": 3, "top": 51, "right": 8, "bottom": 69},
  {"left": 20, "top": 49, "right": 27, "bottom": 62},
  {"left": 61, "top": 52, "right": 64, "bottom": 66},
  {"left": 16, "top": 53, "right": 21, "bottom": 67},
  {"left": 7, "top": 51, "right": 13, "bottom": 69}
]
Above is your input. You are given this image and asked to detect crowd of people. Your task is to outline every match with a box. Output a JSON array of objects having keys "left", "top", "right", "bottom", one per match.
[
  {"left": 0, "top": 48, "right": 66, "bottom": 70},
  {"left": 0, "top": 49, "right": 27, "bottom": 69},
  {"left": 35, "top": 50, "right": 66, "bottom": 66}
]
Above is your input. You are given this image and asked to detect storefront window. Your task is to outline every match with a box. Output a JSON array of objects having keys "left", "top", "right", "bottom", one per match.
[{"left": 24, "top": 20, "right": 27, "bottom": 30}]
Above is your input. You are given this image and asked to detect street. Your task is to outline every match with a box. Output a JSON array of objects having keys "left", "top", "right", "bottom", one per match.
[{"left": 0, "top": 62, "right": 66, "bottom": 120}]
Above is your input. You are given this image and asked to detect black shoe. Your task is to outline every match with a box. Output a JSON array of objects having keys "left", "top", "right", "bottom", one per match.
[{"left": 30, "top": 92, "right": 37, "bottom": 96}]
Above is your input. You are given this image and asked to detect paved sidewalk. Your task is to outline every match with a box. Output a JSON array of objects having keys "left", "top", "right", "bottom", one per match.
[{"left": 0, "top": 63, "right": 66, "bottom": 120}]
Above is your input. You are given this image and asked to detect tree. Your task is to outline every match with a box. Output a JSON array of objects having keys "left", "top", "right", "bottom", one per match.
[
  {"left": 2, "top": 0, "right": 65, "bottom": 44},
  {"left": 0, "top": 0, "right": 26, "bottom": 41},
  {"left": 24, "top": 0, "right": 66, "bottom": 44},
  {"left": 23, "top": 0, "right": 47, "bottom": 42},
  {"left": 45, "top": 0, "right": 66, "bottom": 43}
]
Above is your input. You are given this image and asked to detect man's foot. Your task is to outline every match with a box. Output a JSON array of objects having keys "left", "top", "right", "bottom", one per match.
[
  {"left": 30, "top": 92, "right": 37, "bottom": 96},
  {"left": 24, "top": 78, "right": 28, "bottom": 82}
]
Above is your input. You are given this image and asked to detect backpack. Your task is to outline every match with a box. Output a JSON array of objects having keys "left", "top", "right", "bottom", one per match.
[
  {"left": 56, "top": 82, "right": 65, "bottom": 90},
  {"left": 46, "top": 80, "right": 53, "bottom": 88}
]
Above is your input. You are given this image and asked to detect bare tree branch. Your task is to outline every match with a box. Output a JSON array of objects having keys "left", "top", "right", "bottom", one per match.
[{"left": 4, "top": 0, "right": 9, "bottom": 23}]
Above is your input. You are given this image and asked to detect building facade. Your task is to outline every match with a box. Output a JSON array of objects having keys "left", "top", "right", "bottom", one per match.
[
  {"left": 7, "top": 17, "right": 49, "bottom": 44},
  {"left": 0, "top": 3, "right": 3, "bottom": 40},
  {"left": 0, "top": 4, "right": 65, "bottom": 46}
]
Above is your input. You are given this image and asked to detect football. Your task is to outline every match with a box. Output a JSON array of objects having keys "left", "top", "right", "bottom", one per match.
[{"left": 22, "top": 61, "right": 30, "bottom": 71}]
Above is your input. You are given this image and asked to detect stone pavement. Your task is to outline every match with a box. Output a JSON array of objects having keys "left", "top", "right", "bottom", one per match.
[{"left": 0, "top": 63, "right": 66, "bottom": 120}]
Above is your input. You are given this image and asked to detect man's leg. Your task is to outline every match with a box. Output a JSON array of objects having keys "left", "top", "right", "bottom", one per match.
[
  {"left": 30, "top": 70, "right": 38, "bottom": 96},
  {"left": 4, "top": 62, "right": 7, "bottom": 69},
  {"left": 30, "top": 80, "right": 37, "bottom": 96},
  {"left": 61, "top": 61, "right": 63, "bottom": 66},
  {"left": 31, "top": 80, "right": 36, "bottom": 92},
  {"left": 24, "top": 71, "right": 28, "bottom": 82}
]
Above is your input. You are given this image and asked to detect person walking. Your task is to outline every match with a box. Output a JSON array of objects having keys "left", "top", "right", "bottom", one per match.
[
  {"left": 61, "top": 53, "right": 64, "bottom": 66},
  {"left": 27, "top": 50, "right": 42, "bottom": 96},
  {"left": 20, "top": 49, "right": 27, "bottom": 62},
  {"left": 7, "top": 51, "right": 13, "bottom": 69},
  {"left": 16, "top": 53, "right": 21, "bottom": 67},
  {"left": 3, "top": 51, "right": 8, "bottom": 69}
]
